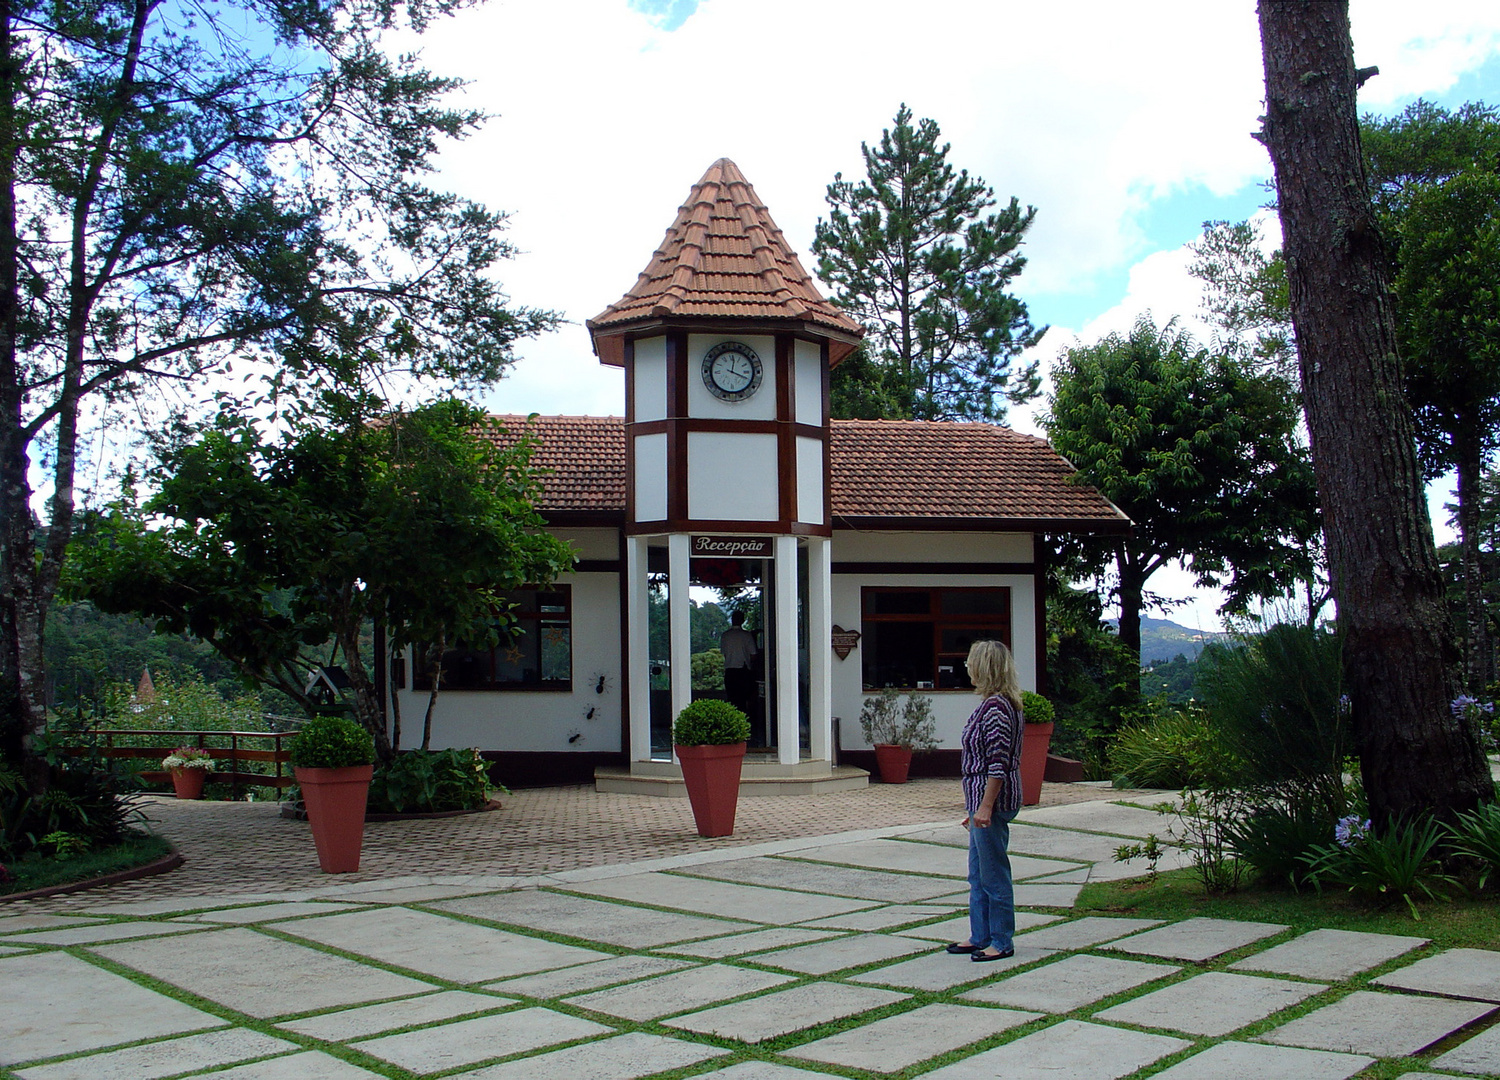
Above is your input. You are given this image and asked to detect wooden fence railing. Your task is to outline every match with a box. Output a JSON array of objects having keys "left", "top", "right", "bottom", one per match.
[{"left": 65, "top": 728, "right": 299, "bottom": 795}]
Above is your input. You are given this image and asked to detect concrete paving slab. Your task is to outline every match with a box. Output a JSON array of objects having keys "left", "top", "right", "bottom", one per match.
[
  {"left": 1230, "top": 927, "right": 1429, "bottom": 980},
  {"left": 3, "top": 920, "right": 205, "bottom": 945},
  {"left": 686, "top": 857, "right": 959, "bottom": 902},
  {"left": 1394, "top": 1074, "right": 1474, "bottom": 1080},
  {"left": 563, "top": 963, "right": 792, "bottom": 1020},
  {"left": 1105, "top": 917, "right": 1288, "bottom": 961},
  {"left": 1018, "top": 801, "right": 1169, "bottom": 837},
  {"left": 0, "top": 944, "right": 33, "bottom": 955},
  {"left": 1260, "top": 989, "right": 1496, "bottom": 1057},
  {"left": 793, "top": 837, "right": 970, "bottom": 877},
  {"left": 961, "top": 953, "right": 1181, "bottom": 1013},
  {"left": 569, "top": 872, "right": 875, "bottom": 923},
  {"left": 922, "top": 1019, "right": 1190, "bottom": 1080},
  {"left": 266, "top": 906, "right": 608, "bottom": 983},
  {"left": 1013, "top": 882, "right": 1083, "bottom": 907},
  {"left": 0, "top": 914, "right": 102, "bottom": 932},
  {"left": 278, "top": 990, "right": 511, "bottom": 1040},
  {"left": 698, "top": 1065, "right": 827, "bottom": 1079},
  {"left": 307, "top": 883, "right": 491, "bottom": 903},
  {"left": 1081, "top": 850, "right": 1194, "bottom": 881},
  {"left": 76, "top": 896, "right": 284, "bottom": 916},
  {"left": 180, "top": 1050, "right": 385, "bottom": 1078},
  {"left": 15, "top": 1028, "right": 296, "bottom": 1080},
  {"left": 175, "top": 902, "right": 369, "bottom": 924},
  {"left": 1147, "top": 1041, "right": 1374, "bottom": 1080},
  {"left": 1372, "top": 948, "right": 1500, "bottom": 1003},
  {"left": 786, "top": 1002, "right": 1041, "bottom": 1072},
  {"left": 1015, "top": 916, "right": 1162, "bottom": 950},
  {"left": 485, "top": 954, "right": 694, "bottom": 997},
  {"left": 667, "top": 926, "right": 843, "bottom": 958},
  {"left": 432, "top": 888, "right": 752, "bottom": 947},
  {"left": 91, "top": 926, "right": 435, "bottom": 1019},
  {"left": 1006, "top": 823, "right": 1142, "bottom": 862},
  {"left": 350, "top": 1007, "right": 610, "bottom": 1073},
  {"left": 1094, "top": 970, "right": 1326, "bottom": 1036},
  {"left": 929, "top": 890, "right": 971, "bottom": 904},
  {"left": 0, "top": 951, "right": 226, "bottom": 1066},
  {"left": 1025, "top": 867, "right": 1095, "bottom": 883},
  {"left": 799, "top": 904, "right": 956, "bottom": 931},
  {"left": 1431, "top": 1021, "right": 1500, "bottom": 1076},
  {"left": 456, "top": 1031, "right": 729, "bottom": 1080},
  {"left": 851, "top": 944, "right": 1057, "bottom": 991},
  {"left": 896, "top": 824, "right": 970, "bottom": 847},
  {"left": 667, "top": 981, "right": 908, "bottom": 1042},
  {"left": 896, "top": 911, "right": 1062, "bottom": 942},
  {"left": 747, "top": 932, "right": 930, "bottom": 975}
]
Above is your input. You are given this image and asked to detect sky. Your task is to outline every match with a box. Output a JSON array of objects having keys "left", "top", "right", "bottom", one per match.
[{"left": 388, "top": 0, "right": 1500, "bottom": 633}]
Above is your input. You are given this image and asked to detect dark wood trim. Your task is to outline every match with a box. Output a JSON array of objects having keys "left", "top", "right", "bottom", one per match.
[
  {"left": 479, "top": 750, "right": 629, "bottom": 789},
  {"left": 628, "top": 417, "right": 822, "bottom": 440},
  {"left": 777, "top": 333, "right": 795, "bottom": 526},
  {"left": 831, "top": 562, "right": 1036, "bottom": 575},
  {"left": 1034, "top": 534, "right": 1049, "bottom": 698},
  {"left": 617, "top": 530, "right": 631, "bottom": 766},
  {"left": 624, "top": 338, "right": 637, "bottom": 526},
  {"left": 572, "top": 560, "right": 623, "bottom": 573},
  {"left": 822, "top": 340, "right": 833, "bottom": 527},
  {"left": 667, "top": 330, "right": 689, "bottom": 520},
  {"left": 841, "top": 747, "right": 962, "bottom": 779},
  {"left": 538, "top": 510, "right": 627, "bottom": 529},
  {"left": 833, "top": 515, "right": 1131, "bottom": 535},
  {"left": 625, "top": 518, "right": 833, "bottom": 538},
  {"left": 612, "top": 316, "right": 862, "bottom": 351}
]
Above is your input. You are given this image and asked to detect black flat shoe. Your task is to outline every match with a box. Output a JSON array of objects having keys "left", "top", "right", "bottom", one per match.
[
  {"left": 971, "top": 948, "right": 1015, "bottom": 962},
  {"left": 945, "top": 942, "right": 980, "bottom": 954}
]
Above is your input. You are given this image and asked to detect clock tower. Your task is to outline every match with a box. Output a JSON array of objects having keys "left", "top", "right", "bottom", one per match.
[{"left": 588, "top": 159, "right": 863, "bottom": 774}]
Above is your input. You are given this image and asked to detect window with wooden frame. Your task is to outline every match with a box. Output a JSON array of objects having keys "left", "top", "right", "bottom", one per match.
[
  {"left": 860, "top": 587, "right": 1011, "bottom": 691},
  {"left": 412, "top": 586, "right": 572, "bottom": 691}
]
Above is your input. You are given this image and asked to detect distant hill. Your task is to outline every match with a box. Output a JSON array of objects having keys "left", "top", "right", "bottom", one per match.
[{"left": 1109, "top": 616, "right": 1232, "bottom": 664}]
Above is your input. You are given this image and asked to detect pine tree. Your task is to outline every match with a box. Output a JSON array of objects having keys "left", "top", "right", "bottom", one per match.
[{"left": 813, "top": 105, "right": 1043, "bottom": 422}]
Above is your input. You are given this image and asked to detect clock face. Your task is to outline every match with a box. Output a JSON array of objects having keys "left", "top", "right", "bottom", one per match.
[{"left": 702, "top": 341, "right": 763, "bottom": 402}]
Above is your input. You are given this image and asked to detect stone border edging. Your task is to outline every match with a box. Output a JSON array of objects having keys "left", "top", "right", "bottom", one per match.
[{"left": 0, "top": 849, "right": 184, "bottom": 904}]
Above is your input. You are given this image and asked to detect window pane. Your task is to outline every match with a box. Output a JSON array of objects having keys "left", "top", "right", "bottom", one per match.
[
  {"left": 540, "top": 623, "right": 571, "bottom": 681},
  {"left": 537, "top": 592, "right": 567, "bottom": 614},
  {"left": 868, "top": 591, "right": 930, "bottom": 616},
  {"left": 494, "top": 625, "right": 539, "bottom": 684},
  {"left": 441, "top": 646, "right": 491, "bottom": 689},
  {"left": 937, "top": 656, "right": 973, "bottom": 690},
  {"left": 940, "top": 628, "right": 1006, "bottom": 655},
  {"left": 940, "top": 590, "right": 1008, "bottom": 616},
  {"left": 862, "top": 621, "right": 934, "bottom": 688}
]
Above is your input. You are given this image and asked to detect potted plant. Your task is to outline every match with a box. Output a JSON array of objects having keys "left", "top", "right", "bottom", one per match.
[
  {"left": 161, "top": 746, "right": 214, "bottom": 800},
  {"left": 289, "top": 715, "right": 375, "bottom": 873},
  {"left": 1020, "top": 690, "right": 1055, "bottom": 806},
  {"left": 859, "top": 688, "right": 938, "bottom": 784},
  {"left": 673, "top": 699, "right": 750, "bottom": 837}
]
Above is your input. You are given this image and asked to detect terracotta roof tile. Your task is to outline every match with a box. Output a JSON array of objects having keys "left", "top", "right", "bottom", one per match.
[
  {"left": 486, "top": 415, "right": 1126, "bottom": 530},
  {"left": 588, "top": 159, "right": 863, "bottom": 362}
]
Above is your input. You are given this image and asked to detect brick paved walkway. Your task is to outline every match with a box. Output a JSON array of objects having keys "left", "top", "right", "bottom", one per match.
[{"left": 15, "top": 780, "right": 1151, "bottom": 909}]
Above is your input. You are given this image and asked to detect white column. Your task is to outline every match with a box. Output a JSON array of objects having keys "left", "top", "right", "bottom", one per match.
[
  {"left": 807, "top": 536, "right": 832, "bottom": 763},
  {"left": 668, "top": 533, "right": 693, "bottom": 732},
  {"left": 626, "top": 535, "right": 652, "bottom": 764},
  {"left": 774, "top": 535, "right": 800, "bottom": 764}
]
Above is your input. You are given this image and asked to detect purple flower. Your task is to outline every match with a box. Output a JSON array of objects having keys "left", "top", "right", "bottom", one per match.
[{"left": 1334, "top": 815, "right": 1371, "bottom": 848}]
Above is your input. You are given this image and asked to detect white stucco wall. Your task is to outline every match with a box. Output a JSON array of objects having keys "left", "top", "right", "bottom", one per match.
[
  {"left": 687, "top": 431, "right": 778, "bottom": 520},
  {"left": 632, "top": 335, "right": 667, "bottom": 422},
  {"left": 686, "top": 334, "right": 777, "bottom": 420},
  {"left": 829, "top": 531, "right": 1038, "bottom": 751},
  {"left": 391, "top": 570, "right": 622, "bottom": 754},
  {"left": 794, "top": 339, "right": 823, "bottom": 425}
]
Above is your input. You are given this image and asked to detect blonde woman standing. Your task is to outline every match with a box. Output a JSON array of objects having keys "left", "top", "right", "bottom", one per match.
[{"left": 945, "top": 639, "right": 1025, "bottom": 962}]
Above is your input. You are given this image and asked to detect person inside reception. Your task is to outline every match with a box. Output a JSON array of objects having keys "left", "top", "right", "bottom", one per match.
[{"left": 720, "top": 610, "right": 761, "bottom": 745}]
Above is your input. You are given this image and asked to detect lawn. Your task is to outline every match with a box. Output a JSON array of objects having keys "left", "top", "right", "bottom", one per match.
[
  {"left": 1079, "top": 864, "right": 1500, "bottom": 951},
  {"left": 2, "top": 832, "right": 174, "bottom": 897}
]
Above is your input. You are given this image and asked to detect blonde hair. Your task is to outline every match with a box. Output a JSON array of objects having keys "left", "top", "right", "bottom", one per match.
[{"left": 966, "top": 639, "right": 1021, "bottom": 708}]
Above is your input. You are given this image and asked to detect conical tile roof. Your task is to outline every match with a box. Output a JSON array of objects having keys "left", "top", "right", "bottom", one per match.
[{"left": 588, "top": 158, "right": 863, "bottom": 365}]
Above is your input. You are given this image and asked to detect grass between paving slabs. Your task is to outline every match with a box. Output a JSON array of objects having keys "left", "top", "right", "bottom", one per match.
[
  {"left": 1079, "top": 864, "right": 1500, "bottom": 950},
  {"left": 0, "top": 832, "right": 172, "bottom": 896}
]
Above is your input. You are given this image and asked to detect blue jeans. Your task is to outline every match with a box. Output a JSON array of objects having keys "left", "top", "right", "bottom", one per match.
[{"left": 968, "top": 810, "right": 1018, "bottom": 952}]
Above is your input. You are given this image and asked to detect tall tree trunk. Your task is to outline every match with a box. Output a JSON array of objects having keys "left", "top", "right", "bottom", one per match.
[
  {"left": 1455, "top": 433, "right": 1488, "bottom": 694},
  {"left": 1114, "top": 542, "right": 1144, "bottom": 677},
  {"left": 1257, "top": 0, "right": 1494, "bottom": 824}
]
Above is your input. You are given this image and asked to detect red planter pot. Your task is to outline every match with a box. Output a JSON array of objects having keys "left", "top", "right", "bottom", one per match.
[
  {"left": 1020, "top": 722, "right": 1054, "bottom": 806},
  {"left": 169, "top": 767, "right": 207, "bottom": 800},
  {"left": 873, "top": 744, "right": 914, "bottom": 784},
  {"left": 675, "top": 742, "right": 746, "bottom": 837},
  {"left": 294, "top": 764, "right": 374, "bottom": 873}
]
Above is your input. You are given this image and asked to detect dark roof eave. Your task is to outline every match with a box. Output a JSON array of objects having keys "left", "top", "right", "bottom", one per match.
[
  {"left": 831, "top": 514, "right": 1132, "bottom": 535},
  {"left": 589, "top": 316, "right": 862, "bottom": 366}
]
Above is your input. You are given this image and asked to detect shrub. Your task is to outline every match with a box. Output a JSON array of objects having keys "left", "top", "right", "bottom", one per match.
[
  {"left": 1108, "top": 707, "right": 1230, "bottom": 790},
  {"left": 1301, "top": 815, "right": 1458, "bottom": 918},
  {"left": 1020, "top": 691, "right": 1054, "bottom": 725},
  {"left": 858, "top": 688, "right": 938, "bottom": 750},
  {"left": 0, "top": 759, "right": 146, "bottom": 862},
  {"left": 367, "top": 748, "right": 495, "bottom": 814},
  {"left": 161, "top": 747, "right": 214, "bottom": 770},
  {"left": 1227, "top": 798, "right": 1341, "bottom": 889},
  {"left": 1196, "top": 622, "right": 1348, "bottom": 817},
  {"left": 288, "top": 716, "right": 375, "bottom": 769},
  {"left": 1445, "top": 802, "right": 1500, "bottom": 890},
  {"left": 672, "top": 699, "right": 750, "bottom": 746}
]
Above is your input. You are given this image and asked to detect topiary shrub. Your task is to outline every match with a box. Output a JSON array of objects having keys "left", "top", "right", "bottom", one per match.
[
  {"left": 1021, "top": 691, "right": 1055, "bottom": 725},
  {"left": 673, "top": 699, "right": 750, "bottom": 747},
  {"left": 289, "top": 715, "right": 374, "bottom": 769}
]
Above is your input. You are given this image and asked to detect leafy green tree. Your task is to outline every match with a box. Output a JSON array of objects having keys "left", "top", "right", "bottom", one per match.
[
  {"left": 0, "top": 0, "right": 558, "bottom": 788},
  {"left": 66, "top": 403, "right": 574, "bottom": 761},
  {"left": 1042, "top": 316, "right": 1320, "bottom": 671},
  {"left": 1189, "top": 219, "right": 1295, "bottom": 377},
  {"left": 813, "top": 104, "right": 1043, "bottom": 422}
]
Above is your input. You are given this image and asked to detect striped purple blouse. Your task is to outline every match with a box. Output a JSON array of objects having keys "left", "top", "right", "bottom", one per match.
[{"left": 960, "top": 695, "right": 1024, "bottom": 817}]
